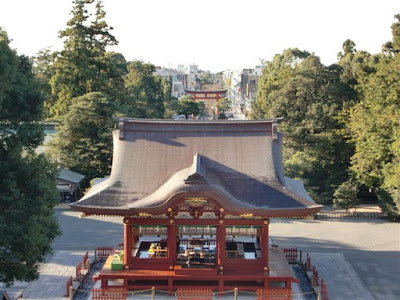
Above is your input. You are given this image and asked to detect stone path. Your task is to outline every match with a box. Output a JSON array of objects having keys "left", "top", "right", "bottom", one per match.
[
  {"left": 309, "top": 253, "right": 375, "bottom": 300},
  {"left": 21, "top": 250, "right": 93, "bottom": 300}
]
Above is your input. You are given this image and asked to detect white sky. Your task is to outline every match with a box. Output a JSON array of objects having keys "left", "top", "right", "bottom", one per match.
[{"left": 1, "top": 0, "right": 399, "bottom": 72}]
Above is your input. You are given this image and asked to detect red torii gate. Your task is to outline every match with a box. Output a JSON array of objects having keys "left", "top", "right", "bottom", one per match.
[{"left": 184, "top": 89, "right": 227, "bottom": 118}]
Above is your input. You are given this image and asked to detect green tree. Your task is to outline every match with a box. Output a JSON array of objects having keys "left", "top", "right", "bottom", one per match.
[
  {"left": 50, "top": 92, "right": 115, "bottom": 180},
  {"left": 122, "top": 61, "right": 166, "bottom": 118},
  {"left": 49, "top": 0, "right": 121, "bottom": 118},
  {"left": 0, "top": 28, "right": 60, "bottom": 285},
  {"left": 345, "top": 14, "right": 400, "bottom": 217},
  {"left": 333, "top": 181, "right": 360, "bottom": 212},
  {"left": 382, "top": 14, "right": 400, "bottom": 54},
  {"left": 252, "top": 49, "right": 354, "bottom": 202},
  {"left": 217, "top": 97, "right": 231, "bottom": 114},
  {"left": 176, "top": 95, "right": 204, "bottom": 119}
]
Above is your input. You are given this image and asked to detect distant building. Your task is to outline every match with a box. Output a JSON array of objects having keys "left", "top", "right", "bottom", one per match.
[
  {"left": 223, "top": 62, "right": 265, "bottom": 117},
  {"left": 56, "top": 168, "right": 85, "bottom": 203}
]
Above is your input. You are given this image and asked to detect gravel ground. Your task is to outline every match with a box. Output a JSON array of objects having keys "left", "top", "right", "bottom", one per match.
[
  {"left": 73, "top": 260, "right": 105, "bottom": 300},
  {"left": 292, "top": 264, "right": 316, "bottom": 300}
]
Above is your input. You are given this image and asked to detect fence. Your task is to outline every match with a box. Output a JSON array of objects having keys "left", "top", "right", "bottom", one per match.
[
  {"left": 95, "top": 246, "right": 114, "bottom": 261},
  {"left": 176, "top": 288, "right": 213, "bottom": 300},
  {"left": 312, "top": 266, "right": 319, "bottom": 286},
  {"left": 82, "top": 251, "right": 89, "bottom": 268},
  {"left": 305, "top": 253, "right": 311, "bottom": 271},
  {"left": 65, "top": 276, "right": 73, "bottom": 297},
  {"left": 256, "top": 288, "right": 292, "bottom": 300},
  {"left": 75, "top": 262, "right": 82, "bottom": 281},
  {"left": 91, "top": 288, "right": 127, "bottom": 300},
  {"left": 282, "top": 248, "right": 299, "bottom": 261},
  {"left": 321, "top": 279, "right": 329, "bottom": 300},
  {"left": 317, "top": 211, "right": 384, "bottom": 219},
  {"left": 305, "top": 253, "right": 330, "bottom": 300}
]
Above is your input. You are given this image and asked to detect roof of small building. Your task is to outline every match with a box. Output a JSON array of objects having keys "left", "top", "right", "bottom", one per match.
[
  {"left": 70, "top": 119, "right": 321, "bottom": 217},
  {"left": 56, "top": 168, "right": 85, "bottom": 184}
]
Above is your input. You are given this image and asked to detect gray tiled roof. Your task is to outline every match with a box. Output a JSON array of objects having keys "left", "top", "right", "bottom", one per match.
[
  {"left": 71, "top": 119, "right": 321, "bottom": 217},
  {"left": 56, "top": 168, "right": 85, "bottom": 184}
]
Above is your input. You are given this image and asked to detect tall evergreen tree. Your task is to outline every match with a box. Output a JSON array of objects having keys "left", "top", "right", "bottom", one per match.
[
  {"left": 122, "top": 61, "right": 166, "bottom": 118},
  {"left": 0, "top": 28, "right": 60, "bottom": 285},
  {"left": 49, "top": 0, "right": 121, "bottom": 118},
  {"left": 50, "top": 92, "right": 115, "bottom": 180}
]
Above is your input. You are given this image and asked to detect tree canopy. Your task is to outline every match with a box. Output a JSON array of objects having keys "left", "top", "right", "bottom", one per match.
[
  {"left": 50, "top": 92, "right": 115, "bottom": 179},
  {"left": 252, "top": 49, "right": 354, "bottom": 202},
  {"left": 0, "top": 28, "right": 60, "bottom": 285},
  {"left": 252, "top": 14, "right": 400, "bottom": 216}
]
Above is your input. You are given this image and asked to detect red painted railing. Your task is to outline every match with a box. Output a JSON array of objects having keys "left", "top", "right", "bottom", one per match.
[
  {"left": 282, "top": 248, "right": 298, "bottom": 261},
  {"left": 75, "top": 262, "right": 82, "bottom": 281},
  {"left": 91, "top": 288, "right": 127, "bottom": 300},
  {"left": 312, "top": 266, "right": 319, "bottom": 286},
  {"left": 95, "top": 247, "right": 113, "bottom": 261},
  {"left": 256, "top": 288, "right": 292, "bottom": 300},
  {"left": 82, "top": 251, "right": 89, "bottom": 268},
  {"left": 321, "top": 279, "right": 329, "bottom": 300},
  {"left": 65, "top": 275, "right": 73, "bottom": 297},
  {"left": 305, "top": 253, "right": 311, "bottom": 270},
  {"left": 176, "top": 289, "right": 213, "bottom": 300}
]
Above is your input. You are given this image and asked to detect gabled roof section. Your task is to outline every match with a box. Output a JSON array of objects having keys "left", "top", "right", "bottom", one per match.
[
  {"left": 56, "top": 168, "right": 85, "bottom": 184},
  {"left": 70, "top": 119, "right": 321, "bottom": 217},
  {"left": 184, "top": 154, "right": 207, "bottom": 184}
]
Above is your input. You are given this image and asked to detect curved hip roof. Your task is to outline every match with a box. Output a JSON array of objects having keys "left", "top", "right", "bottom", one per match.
[{"left": 71, "top": 119, "right": 321, "bottom": 217}]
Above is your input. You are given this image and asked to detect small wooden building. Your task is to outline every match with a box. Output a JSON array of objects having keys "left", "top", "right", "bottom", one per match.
[
  {"left": 71, "top": 118, "right": 321, "bottom": 293},
  {"left": 56, "top": 168, "right": 85, "bottom": 203}
]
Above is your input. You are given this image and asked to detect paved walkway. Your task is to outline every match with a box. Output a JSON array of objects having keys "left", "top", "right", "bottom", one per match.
[
  {"left": 309, "top": 253, "right": 375, "bottom": 300},
  {"left": 21, "top": 250, "right": 93, "bottom": 300}
]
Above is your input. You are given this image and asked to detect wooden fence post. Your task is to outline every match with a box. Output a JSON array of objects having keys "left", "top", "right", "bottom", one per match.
[
  {"left": 86, "top": 259, "right": 91, "bottom": 273},
  {"left": 317, "top": 289, "right": 322, "bottom": 300},
  {"left": 234, "top": 287, "right": 238, "bottom": 300},
  {"left": 69, "top": 285, "right": 73, "bottom": 300},
  {"left": 151, "top": 287, "right": 155, "bottom": 300}
]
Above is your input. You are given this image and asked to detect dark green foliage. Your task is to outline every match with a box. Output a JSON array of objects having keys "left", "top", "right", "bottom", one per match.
[
  {"left": 333, "top": 181, "right": 360, "bottom": 212},
  {"left": 0, "top": 28, "right": 60, "bottom": 285},
  {"left": 347, "top": 52, "right": 400, "bottom": 217},
  {"left": 176, "top": 95, "right": 204, "bottom": 119},
  {"left": 50, "top": 92, "right": 115, "bottom": 180},
  {"left": 252, "top": 49, "right": 354, "bottom": 202},
  {"left": 49, "top": 0, "right": 122, "bottom": 118},
  {"left": 217, "top": 97, "right": 231, "bottom": 114},
  {"left": 122, "top": 61, "right": 166, "bottom": 118}
]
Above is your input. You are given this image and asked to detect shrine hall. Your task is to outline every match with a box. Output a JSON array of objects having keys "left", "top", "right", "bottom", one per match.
[{"left": 70, "top": 118, "right": 322, "bottom": 293}]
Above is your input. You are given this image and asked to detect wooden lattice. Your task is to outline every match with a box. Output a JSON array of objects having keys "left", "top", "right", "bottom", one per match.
[
  {"left": 95, "top": 247, "right": 113, "bottom": 260},
  {"left": 283, "top": 248, "right": 298, "bottom": 261},
  {"left": 176, "top": 288, "right": 213, "bottom": 300},
  {"left": 256, "top": 288, "right": 292, "bottom": 300},
  {"left": 91, "top": 288, "right": 127, "bottom": 300}
]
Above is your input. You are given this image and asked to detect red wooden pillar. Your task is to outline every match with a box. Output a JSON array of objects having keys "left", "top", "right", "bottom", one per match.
[
  {"left": 217, "top": 224, "right": 226, "bottom": 267},
  {"left": 260, "top": 220, "right": 269, "bottom": 273},
  {"left": 167, "top": 224, "right": 177, "bottom": 266},
  {"left": 123, "top": 219, "right": 132, "bottom": 266}
]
